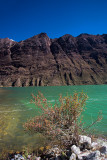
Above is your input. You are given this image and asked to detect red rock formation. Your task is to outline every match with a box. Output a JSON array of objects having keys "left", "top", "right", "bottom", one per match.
[{"left": 0, "top": 33, "right": 107, "bottom": 87}]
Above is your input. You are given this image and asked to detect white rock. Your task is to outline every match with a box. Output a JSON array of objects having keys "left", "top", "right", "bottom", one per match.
[
  {"left": 71, "top": 145, "right": 81, "bottom": 155},
  {"left": 47, "top": 147, "right": 61, "bottom": 156},
  {"left": 14, "top": 154, "right": 25, "bottom": 160},
  {"left": 78, "top": 150, "right": 91, "bottom": 160},
  {"left": 101, "top": 153, "right": 105, "bottom": 157},
  {"left": 87, "top": 152, "right": 96, "bottom": 159},
  {"left": 91, "top": 142, "right": 98, "bottom": 149},
  {"left": 15, "top": 154, "right": 19, "bottom": 159},
  {"left": 17, "top": 156, "right": 25, "bottom": 160},
  {"left": 35, "top": 157, "right": 41, "bottom": 160},
  {"left": 79, "top": 135, "right": 91, "bottom": 145},
  {"left": 69, "top": 153, "right": 76, "bottom": 160},
  {"left": 87, "top": 151, "right": 101, "bottom": 160},
  {"left": 27, "top": 155, "right": 31, "bottom": 159},
  {"left": 96, "top": 139, "right": 107, "bottom": 147},
  {"left": 95, "top": 150, "right": 101, "bottom": 157},
  {"left": 78, "top": 150, "right": 101, "bottom": 160}
]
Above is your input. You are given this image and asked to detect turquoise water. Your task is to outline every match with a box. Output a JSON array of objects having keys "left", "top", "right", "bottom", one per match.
[{"left": 0, "top": 85, "right": 107, "bottom": 152}]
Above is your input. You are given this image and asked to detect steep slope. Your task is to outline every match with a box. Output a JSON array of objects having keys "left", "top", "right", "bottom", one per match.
[{"left": 0, "top": 33, "right": 107, "bottom": 87}]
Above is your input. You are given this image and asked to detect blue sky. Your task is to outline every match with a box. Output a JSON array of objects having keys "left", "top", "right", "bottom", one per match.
[{"left": 0, "top": 0, "right": 107, "bottom": 41}]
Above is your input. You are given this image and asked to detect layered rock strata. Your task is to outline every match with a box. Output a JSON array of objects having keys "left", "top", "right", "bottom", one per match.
[{"left": 0, "top": 33, "right": 107, "bottom": 87}]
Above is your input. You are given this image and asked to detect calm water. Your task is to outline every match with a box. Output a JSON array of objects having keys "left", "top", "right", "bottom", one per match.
[{"left": 0, "top": 85, "right": 107, "bottom": 152}]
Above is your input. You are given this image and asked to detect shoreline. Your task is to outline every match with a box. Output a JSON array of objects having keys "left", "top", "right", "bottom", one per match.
[{"left": 0, "top": 135, "right": 106, "bottom": 160}]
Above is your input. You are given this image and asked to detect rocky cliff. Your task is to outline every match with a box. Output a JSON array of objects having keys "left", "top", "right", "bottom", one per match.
[{"left": 0, "top": 33, "right": 107, "bottom": 87}]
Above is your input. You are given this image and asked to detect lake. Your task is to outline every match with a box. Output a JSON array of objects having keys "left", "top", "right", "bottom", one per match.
[{"left": 0, "top": 85, "right": 107, "bottom": 152}]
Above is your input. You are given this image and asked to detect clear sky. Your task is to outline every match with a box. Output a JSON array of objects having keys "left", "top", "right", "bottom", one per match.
[{"left": 0, "top": 0, "right": 107, "bottom": 42}]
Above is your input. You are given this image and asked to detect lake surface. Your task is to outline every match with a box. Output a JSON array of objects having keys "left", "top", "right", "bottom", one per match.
[{"left": 0, "top": 85, "right": 107, "bottom": 152}]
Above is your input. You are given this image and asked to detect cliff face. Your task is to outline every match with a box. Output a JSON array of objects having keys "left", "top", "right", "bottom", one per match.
[{"left": 0, "top": 33, "right": 107, "bottom": 87}]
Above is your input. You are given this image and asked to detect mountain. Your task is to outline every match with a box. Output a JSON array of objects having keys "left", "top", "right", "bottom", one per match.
[{"left": 0, "top": 33, "right": 107, "bottom": 87}]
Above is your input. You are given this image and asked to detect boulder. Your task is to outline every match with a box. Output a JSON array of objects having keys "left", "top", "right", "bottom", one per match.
[
  {"left": 69, "top": 153, "right": 76, "bottom": 160},
  {"left": 35, "top": 157, "right": 41, "bottom": 160},
  {"left": 14, "top": 154, "right": 25, "bottom": 160},
  {"left": 91, "top": 142, "right": 99, "bottom": 150},
  {"left": 100, "top": 146, "right": 107, "bottom": 155},
  {"left": 80, "top": 142, "right": 91, "bottom": 150},
  {"left": 79, "top": 135, "right": 91, "bottom": 145},
  {"left": 78, "top": 150, "right": 101, "bottom": 160},
  {"left": 27, "top": 155, "right": 31, "bottom": 159},
  {"left": 71, "top": 145, "right": 81, "bottom": 155},
  {"left": 78, "top": 150, "right": 91, "bottom": 160},
  {"left": 86, "top": 151, "right": 101, "bottom": 160}
]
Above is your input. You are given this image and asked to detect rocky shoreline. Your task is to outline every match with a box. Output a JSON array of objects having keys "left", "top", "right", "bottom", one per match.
[{"left": 8, "top": 135, "right": 107, "bottom": 160}]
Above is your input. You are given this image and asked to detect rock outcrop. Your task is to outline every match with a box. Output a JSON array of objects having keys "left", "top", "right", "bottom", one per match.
[{"left": 0, "top": 33, "right": 107, "bottom": 87}]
